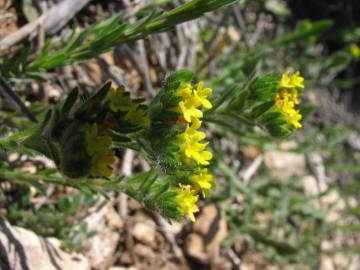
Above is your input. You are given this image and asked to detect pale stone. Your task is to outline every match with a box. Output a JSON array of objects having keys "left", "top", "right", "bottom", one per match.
[
  {"left": 264, "top": 141, "right": 306, "bottom": 181},
  {"left": 185, "top": 233, "right": 207, "bottom": 263},
  {"left": 83, "top": 201, "right": 123, "bottom": 270},
  {"left": 186, "top": 204, "right": 228, "bottom": 265},
  {"left": 131, "top": 222, "right": 156, "bottom": 244},
  {"left": 0, "top": 217, "right": 90, "bottom": 270},
  {"left": 108, "top": 267, "right": 138, "bottom": 270}
]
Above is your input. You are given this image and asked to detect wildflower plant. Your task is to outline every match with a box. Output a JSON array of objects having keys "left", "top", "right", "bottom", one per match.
[
  {"left": 0, "top": 0, "right": 308, "bottom": 222},
  {"left": 1, "top": 69, "right": 305, "bottom": 222},
  {"left": 207, "top": 70, "right": 305, "bottom": 139},
  {"left": 1, "top": 0, "right": 239, "bottom": 78}
]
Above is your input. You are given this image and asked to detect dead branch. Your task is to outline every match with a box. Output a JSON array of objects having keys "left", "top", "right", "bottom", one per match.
[
  {"left": 240, "top": 154, "right": 264, "bottom": 185},
  {"left": 0, "top": 0, "right": 91, "bottom": 52},
  {"left": 0, "top": 74, "right": 37, "bottom": 122}
]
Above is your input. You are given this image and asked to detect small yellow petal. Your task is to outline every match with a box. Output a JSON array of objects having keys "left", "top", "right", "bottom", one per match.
[{"left": 177, "top": 184, "right": 199, "bottom": 222}]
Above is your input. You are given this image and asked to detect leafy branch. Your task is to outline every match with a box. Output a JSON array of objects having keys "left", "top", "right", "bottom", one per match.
[
  {"left": 26, "top": 0, "right": 238, "bottom": 72},
  {"left": 0, "top": 166, "right": 179, "bottom": 220}
]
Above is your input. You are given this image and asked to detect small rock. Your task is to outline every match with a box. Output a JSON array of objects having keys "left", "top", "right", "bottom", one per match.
[
  {"left": 264, "top": 141, "right": 306, "bottom": 181},
  {"left": 193, "top": 204, "right": 227, "bottom": 238},
  {"left": 33, "top": 155, "right": 56, "bottom": 168},
  {"left": 320, "top": 256, "right": 336, "bottom": 270},
  {"left": 119, "top": 251, "right": 133, "bottom": 265},
  {"left": 0, "top": 217, "right": 90, "bottom": 270},
  {"left": 134, "top": 243, "right": 155, "bottom": 259},
  {"left": 211, "top": 256, "right": 233, "bottom": 270},
  {"left": 186, "top": 204, "right": 228, "bottom": 264},
  {"left": 234, "top": 234, "right": 248, "bottom": 256},
  {"left": 242, "top": 252, "right": 271, "bottom": 270},
  {"left": 167, "top": 221, "right": 183, "bottom": 235},
  {"left": 320, "top": 254, "right": 353, "bottom": 270},
  {"left": 20, "top": 161, "right": 37, "bottom": 174},
  {"left": 132, "top": 222, "right": 156, "bottom": 244},
  {"left": 127, "top": 198, "right": 142, "bottom": 211},
  {"left": 347, "top": 132, "right": 360, "bottom": 151},
  {"left": 302, "top": 175, "right": 327, "bottom": 196},
  {"left": 44, "top": 84, "right": 61, "bottom": 100},
  {"left": 83, "top": 201, "right": 123, "bottom": 270},
  {"left": 108, "top": 267, "right": 138, "bottom": 270},
  {"left": 185, "top": 233, "right": 207, "bottom": 263},
  {"left": 7, "top": 153, "right": 19, "bottom": 162},
  {"left": 227, "top": 25, "right": 241, "bottom": 42},
  {"left": 302, "top": 175, "right": 346, "bottom": 222}
]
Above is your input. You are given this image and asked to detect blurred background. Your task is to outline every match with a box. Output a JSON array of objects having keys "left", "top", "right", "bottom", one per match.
[{"left": 0, "top": 0, "right": 359, "bottom": 269}]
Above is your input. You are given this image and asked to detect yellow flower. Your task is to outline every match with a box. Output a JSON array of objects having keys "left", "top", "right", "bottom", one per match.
[
  {"left": 178, "top": 118, "right": 205, "bottom": 142},
  {"left": 124, "top": 106, "right": 150, "bottom": 127},
  {"left": 193, "top": 82, "right": 213, "bottom": 109},
  {"left": 176, "top": 184, "right": 199, "bottom": 222},
  {"left": 109, "top": 86, "right": 133, "bottom": 112},
  {"left": 289, "top": 71, "right": 304, "bottom": 89},
  {"left": 85, "top": 124, "right": 115, "bottom": 177},
  {"left": 178, "top": 100, "right": 203, "bottom": 123},
  {"left": 188, "top": 117, "right": 202, "bottom": 130},
  {"left": 177, "top": 83, "right": 193, "bottom": 98},
  {"left": 176, "top": 82, "right": 213, "bottom": 123},
  {"left": 191, "top": 168, "right": 213, "bottom": 196},
  {"left": 350, "top": 43, "right": 360, "bottom": 58},
  {"left": 108, "top": 86, "right": 150, "bottom": 127},
  {"left": 276, "top": 70, "right": 304, "bottom": 129},
  {"left": 279, "top": 70, "right": 304, "bottom": 89},
  {"left": 183, "top": 141, "right": 213, "bottom": 165},
  {"left": 275, "top": 90, "right": 302, "bottom": 129},
  {"left": 179, "top": 119, "right": 213, "bottom": 165},
  {"left": 279, "top": 70, "right": 292, "bottom": 88},
  {"left": 278, "top": 89, "right": 299, "bottom": 105}
]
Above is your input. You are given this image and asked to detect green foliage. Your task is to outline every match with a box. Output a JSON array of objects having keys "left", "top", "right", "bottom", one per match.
[
  {"left": 0, "top": 158, "right": 180, "bottom": 222},
  {"left": 206, "top": 73, "right": 296, "bottom": 138},
  {"left": 23, "top": 0, "right": 238, "bottom": 73},
  {"left": 217, "top": 162, "right": 327, "bottom": 266},
  {"left": 1, "top": 68, "right": 217, "bottom": 220},
  {"left": 1, "top": 1, "right": 359, "bottom": 267},
  {"left": 0, "top": 78, "right": 184, "bottom": 219},
  {"left": 149, "top": 70, "right": 193, "bottom": 123},
  {"left": 122, "top": 171, "right": 180, "bottom": 220},
  {"left": 274, "top": 20, "right": 333, "bottom": 46},
  {"left": 2, "top": 179, "right": 96, "bottom": 252},
  {"left": 22, "top": 84, "right": 113, "bottom": 178}
]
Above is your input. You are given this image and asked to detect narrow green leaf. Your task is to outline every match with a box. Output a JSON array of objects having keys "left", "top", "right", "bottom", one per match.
[{"left": 275, "top": 20, "right": 333, "bottom": 46}]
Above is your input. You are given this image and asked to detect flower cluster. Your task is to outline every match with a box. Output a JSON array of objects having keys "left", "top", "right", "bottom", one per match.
[
  {"left": 175, "top": 82, "right": 214, "bottom": 222},
  {"left": 275, "top": 70, "right": 304, "bottom": 129},
  {"left": 176, "top": 184, "right": 199, "bottom": 222},
  {"left": 85, "top": 123, "right": 116, "bottom": 177},
  {"left": 109, "top": 86, "right": 150, "bottom": 127},
  {"left": 178, "top": 118, "right": 212, "bottom": 165},
  {"left": 82, "top": 86, "right": 151, "bottom": 178}
]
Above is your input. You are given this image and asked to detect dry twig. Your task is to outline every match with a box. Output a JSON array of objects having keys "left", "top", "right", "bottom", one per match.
[
  {"left": 231, "top": 5, "right": 249, "bottom": 48},
  {"left": 154, "top": 214, "right": 186, "bottom": 262},
  {"left": 226, "top": 247, "right": 242, "bottom": 270},
  {"left": 0, "top": 0, "right": 91, "bottom": 52},
  {"left": 118, "top": 149, "right": 136, "bottom": 262},
  {"left": 0, "top": 75, "right": 37, "bottom": 122},
  {"left": 98, "top": 55, "right": 128, "bottom": 88},
  {"left": 240, "top": 154, "right": 264, "bottom": 185}
]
